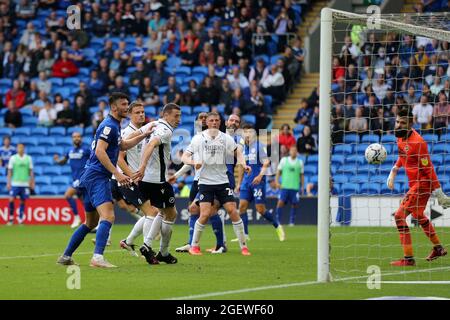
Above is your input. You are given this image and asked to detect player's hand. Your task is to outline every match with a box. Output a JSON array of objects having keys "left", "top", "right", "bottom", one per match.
[
  {"left": 167, "top": 175, "right": 177, "bottom": 184},
  {"left": 53, "top": 154, "right": 59, "bottom": 162},
  {"left": 116, "top": 172, "right": 133, "bottom": 188},
  {"left": 252, "top": 175, "right": 263, "bottom": 185},
  {"left": 387, "top": 171, "right": 396, "bottom": 190},
  {"left": 143, "top": 123, "right": 157, "bottom": 137},
  {"left": 234, "top": 184, "right": 241, "bottom": 194},
  {"left": 275, "top": 182, "right": 281, "bottom": 190},
  {"left": 244, "top": 165, "right": 252, "bottom": 175},
  {"left": 194, "top": 162, "right": 203, "bottom": 170},
  {"left": 30, "top": 180, "right": 35, "bottom": 190},
  {"left": 132, "top": 167, "right": 145, "bottom": 183},
  {"left": 6, "top": 183, "right": 11, "bottom": 191}
]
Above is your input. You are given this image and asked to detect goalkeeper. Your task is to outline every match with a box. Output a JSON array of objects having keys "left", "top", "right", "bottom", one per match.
[{"left": 387, "top": 107, "right": 448, "bottom": 266}]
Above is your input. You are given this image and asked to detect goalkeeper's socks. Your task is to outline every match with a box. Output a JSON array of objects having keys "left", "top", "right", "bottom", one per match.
[
  {"left": 94, "top": 220, "right": 112, "bottom": 255},
  {"left": 419, "top": 218, "right": 441, "bottom": 245},
  {"left": 397, "top": 224, "right": 414, "bottom": 257},
  {"left": 210, "top": 214, "right": 224, "bottom": 248},
  {"left": 261, "top": 210, "right": 279, "bottom": 228},
  {"left": 66, "top": 197, "right": 79, "bottom": 216},
  {"left": 188, "top": 214, "right": 199, "bottom": 245},
  {"left": 241, "top": 212, "right": 249, "bottom": 235},
  {"left": 64, "top": 224, "right": 91, "bottom": 257}
]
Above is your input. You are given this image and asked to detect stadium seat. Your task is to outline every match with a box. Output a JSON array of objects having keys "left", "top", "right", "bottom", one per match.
[
  {"left": 12, "top": 136, "right": 38, "bottom": 147},
  {"left": 180, "top": 106, "right": 192, "bottom": 115},
  {"left": 270, "top": 54, "right": 283, "bottom": 65},
  {"left": 67, "top": 127, "right": 83, "bottom": 135},
  {"left": 57, "top": 185, "right": 68, "bottom": 194},
  {"left": 176, "top": 125, "right": 194, "bottom": 136},
  {"left": 193, "top": 106, "right": 209, "bottom": 113},
  {"left": 216, "top": 105, "right": 225, "bottom": 114},
  {"left": 431, "top": 154, "right": 444, "bottom": 166},
  {"left": 35, "top": 176, "right": 51, "bottom": 185},
  {"left": 46, "top": 146, "right": 65, "bottom": 156},
  {"left": 129, "top": 86, "right": 140, "bottom": 97},
  {"left": 432, "top": 143, "right": 449, "bottom": 154},
  {"left": 51, "top": 176, "right": 71, "bottom": 185},
  {"left": 192, "top": 66, "right": 208, "bottom": 76},
  {"left": 0, "top": 127, "right": 13, "bottom": 136},
  {"left": 443, "top": 183, "right": 450, "bottom": 193},
  {"left": 345, "top": 155, "right": 366, "bottom": 165},
  {"left": 356, "top": 164, "right": 376, "bottom": 175},
  {"left": 253, "top": 55, "right": 269, "bottom": 65},
  {"left": 23, "top": 116, "right": 38, "bottom": 127},
  {"left": 48, "top": 77, "right": 64, "bottom": 87},
  {"left": 333, "top": 174, "right": 348, "bottom": 184},
  {"left": 144, "top": 106, "right": 157, "bottom": 117},
  {"left": 39, "top": 137, "right": 56, "bottom": 147},
  {"left": 343, "top": 133, "right": 359, "bottom": 144},
  {"left": 35, "top": 156, "right": 54, "bottom": 166},
  {"left": 30, "top": 127, "right": 49, "bottom": 136},
  {"left": 84, "top": 127, "right": 94, "bottom": 136},
  {"left": 360, "top": 183, "right": 381, "bottom": 195},
  {"left": 176, "top": 66, "right": 191, "bottom": 76},
  {"left": 13, "top": 127, "right": 31, "bottom": 136},
  {"left": 349, "top": 175, "right": 368, "bottom": 183},
  {"left": 333, "top": 144, "right": 353, "bottom": 155},
  {"left": 27, "top": 146, "right": 46, "bottom": 156},
  {"left": 43, "top": 166, "right": 62, "bottom": 176},
  {"left": 293, "top": 124, "right": 304, "bottom": 135},
  {"left": 341, "top": 183, "right": 360, "bottom": 195},
  {"left": 182, "top": 115, "right": 196, "bottom": 125},
  {"left": 0, "top": 78, "right": 12, "bottom": 88},
  {"left": 242, "top": 115, "right": 256, "bottom": 125},
  {"left": 381, "top": 183, "right": 402, "bottom": 195},
  {"left": 56, "top": 137, "right": 74, "bottom": 147},
  {"left": 354, "top": 143, "right": 370, "bottom": 154},
  {"left": 380, "top": 134, "right": 396, "bottom": 143},
  {"left": 0, "top": 175, "right": 7, "bottom": 184},
  {"left": 61, "top": 165, "right": 72, "bottom": 175},
  {"left": 49, "top": 126, "right": 66, "bottom": 136},
  {"left": 336, "top": 164, "right": 356, "bottom": 174},
  {"left": 303, "top": 165, "right": 318, "bottom": 175},
  {"left": 166, "top": 56, "right": 182, "bottom": 70},
  {"left": 39, "top": 185, "right": 59, "bottom": 195},
  {"left": 366, "top": 175, "right": 386, "bottom": 184},
  {"left": 361, "top": 134, "right": 380, "bottom": 144},
  {"left": 33, "top": 166, "right": 43, "bottom": 176},
  {"left": 422, "top": 133, "right": 438, "bottom": 144},
  {"left": 20, "top": 108, "right": 33, "bottom": 117},
  {"left": 306, "top": 154, "right": 319, "bottom": 164}
]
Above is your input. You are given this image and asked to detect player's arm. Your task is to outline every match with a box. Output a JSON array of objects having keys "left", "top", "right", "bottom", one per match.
[
  {"left": 252, "top": 159, "right": 270, "bottom": 185},
  {"left": 120, "top": 126, "right": 152, "bottom": 151},
  {"left": 29, "top": 167, "right": 35, "bottom": 190},
  {"left": 168, "top": 164, "right": 193, "bottom": 184},
  {"left": 6, "top": 167, "right": 12, "bottom": 191},
  {"left": 181, "top": 150, "right": 200, "bottom": 167},
  {"left": 53, "top": 154, "right": 68, "bottom": 165},
  {"left": 96, "top": 139, "right": 132, "bottom": 187},
  {"left": 235, "top": 164, "right": 243, "bottom": 193},
  {"left": 235, "top": 146, "right": 251, "bottom": 175},
  {"left": 117, "top": 150, "right": 134, "bottom": 177},
  {"left": 300, "top": 172, "right": 304, "bottom": 195},
  {"left": 275, "top": 169, "right": 282, "bottom": 189},
  {"left": 387, "top": 158, "right": 402, "bottom": 190},
  {"left": 133, "top": 137, "right": 161, "bottom": 181}
]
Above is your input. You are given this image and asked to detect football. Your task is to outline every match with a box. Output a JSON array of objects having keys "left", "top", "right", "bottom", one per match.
[{"left": 365, "top": 143, "right": 387, "bottom": 164}]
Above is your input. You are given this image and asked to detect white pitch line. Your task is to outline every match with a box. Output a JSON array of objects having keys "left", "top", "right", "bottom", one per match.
[
  {"left": 0, "top": 250, "right": 123, "bottom": 260},
  {"left": 366, "top": 281, "right": 450, "bottom": 284},
  {"left": 165, "top": 266, "right": 450, "bottom": 300}
]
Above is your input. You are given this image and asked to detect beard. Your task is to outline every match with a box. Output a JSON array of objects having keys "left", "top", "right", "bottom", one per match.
[
  {"left": 202, "top": 124, "right": 208, "bottom": 131},
  {"left": 394, "top": 128, "right": 408, "bottom": 138}
]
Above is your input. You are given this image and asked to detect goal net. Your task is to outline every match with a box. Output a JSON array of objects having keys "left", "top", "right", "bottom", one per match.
[{"left": 318, "top": 9, "right": 450, "bottom": 283}]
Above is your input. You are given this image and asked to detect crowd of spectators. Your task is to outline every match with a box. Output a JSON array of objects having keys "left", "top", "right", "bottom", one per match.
[{"left": 1, "top": 0, "right": 308, "bottom": 133}]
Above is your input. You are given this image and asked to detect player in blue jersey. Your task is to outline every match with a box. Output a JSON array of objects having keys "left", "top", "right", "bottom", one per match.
[
  {"left": 0, "top": 135, "right": 16, "bottom": 168},
  {"left": 54, "top": 132, "right": 90, "bottom": 228},
  {"left": 57, "top": 92, "right": 154, "bottom": 268},
  {"left": 235, "top": 123, "right": 285, "bottom": 242}
]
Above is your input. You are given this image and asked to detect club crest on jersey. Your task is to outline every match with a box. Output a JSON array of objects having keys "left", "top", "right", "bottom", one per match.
[
  {"left": 404, "top": 145, "right": 409, "bottom": 152},
  {"left": 169, "top": 197, "right": 175, "bottom": 203},
  {"left": 103, "top": 126, "right": 111, "bottom": 135},
  {"left": 421, "top": 157, "right": 429, "bottom": 166}
]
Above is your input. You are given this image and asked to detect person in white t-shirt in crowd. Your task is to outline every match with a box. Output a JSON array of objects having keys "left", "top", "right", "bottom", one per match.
[
  {"left": 38, "top": 99, "right": 57, "bottom": 127},
  {"left": 261, "top": 64, "right": 285, "bottom": 104},
  {"left": 413, "top": 95, "right": 434, "bottom": 130}
]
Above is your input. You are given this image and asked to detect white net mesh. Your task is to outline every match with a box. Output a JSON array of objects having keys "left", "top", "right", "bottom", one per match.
[{"left": 328, "top": 11, "right": 450, "bottom": 281}]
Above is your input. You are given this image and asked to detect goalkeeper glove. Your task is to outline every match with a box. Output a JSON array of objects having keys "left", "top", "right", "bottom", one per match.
[
  {"left": 387, "top": 167, "right": 398, "bottom": 190},
  {"left": 433, "top": 188, "right": 450, "bottom": 209}
]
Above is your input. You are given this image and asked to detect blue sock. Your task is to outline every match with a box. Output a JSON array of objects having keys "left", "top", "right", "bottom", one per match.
[
  {"left": 8, "top": 202, "right": 14, "bottom": 221},
  {"left": 210, "top": 214, "right": 224, "bottom": 248},
  {"left": 290, "top": 207, "right": 297, "bottom": 225},
  {"left": 188, "top": 214, "right": 199, "bottom": 245},
  {"left": 66, "top": 197, "right": 79, "bottom": 216},
  {"left": 19, "top": 202, "right": 25, "bottom": 220},
  {"left": 262, "top": 210, "right": 279, "bottom": 228},
  {"left": 276, "top": 207, "right": 283, "bottom": 224},
  {"left": 94, "top": 220, "right": 112, "bottom": 255},
  {"left": 241, "top": 212, "right": 249, "bottom": 235},
  {"left": 63, "top": 224, "right": 91, "bottom": 257}
]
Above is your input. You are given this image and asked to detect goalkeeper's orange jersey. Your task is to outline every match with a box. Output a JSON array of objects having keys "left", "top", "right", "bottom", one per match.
[{"left": 395, "top": 129, "right": 440, "bottom": 190}]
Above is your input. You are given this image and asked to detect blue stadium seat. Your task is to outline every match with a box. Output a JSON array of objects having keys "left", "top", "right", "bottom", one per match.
[
  {"left": 354, "top": 143, "right": 370, "bottom": 154},
  {"left": 432, "top": 143, "right": 449, "bottom": 154},
  {"left": 166, "top": 56, "right": 182, "bottom": 69},
  {"left": 192, "top": 66, "right": 208, "bottom": 76},
  {"left": 336, "top": 164, "right": 356, "bottom": 174},
  {"left": 349, "top": 175, "right": 368, "bottom": 183},
  {"left": 216, "top": 105, "right": 225, "bottom": 114},
  {"left": 193, "top": 106, "right": 209, "bottom": 113},
  {"left": 343, "top": 133, "right": 359, "bottom": 144},
  {"left": 27, "top": 146, "right": 46, "bottom": 156},
  {"left": 0, "top": 167, "right": 6, "bottom": 176},
  {"left": 380, "top": 134, "right": 396, "bottom": 143},
  {"left": 264, "top": 95, "right": 273, "bottom": 109},
  {"left": 303, "top": 165, "right": 318, "bottom": 175},
  {"left": 270, "top": 54, "right": 283, "bottom": 65},
  {"left": 35, "top": 156, "right": 53, "bottom": 166},
  {"left": 345, "top": 155, "right": 366, "bottom": 165},
  {"left": 39, "top": 137, "right": 56, "bottom": 147},
  {"left": 253, "top": 55, "right": 269, "bottom": 65},
  {"left": 52, "top": 176, "right": 71, "bottom": 185},
  {"left": 129, "top": 86, "right": 140, "bottom": 97},
  {"left": 333, "top": 174, "right": 349, "bottom": 184},
  {"left": 182, "top": 115, "right": 196, "bottom": 125},
  {"left": 360, "top": 183, "right": 381, "bottom": 195},
  {"left": 33, "top": 166, "right": 43, "bottom": 176},
  {"left": 57, "top": 185, "right": 68, "bottom": 194},
  {"left": 0, "top": 175, "right": 7, "bottom": 184},
  {"left": 35, "top": 176, "right": 51, "bottom": 185},
  {"left": 176, "top": 66, "right": 191, "bottom": 76},
  {"left": 422, "top": 133, "right": 438, "bottom": 144},
  {"left": 0, "top": 78, "right": 12, "bottom": 87},
  {"left": 30, "top": 127, "right": 48, "bottom": 136},
  {"left": 49, "top": 126, "right": 66, "bottom": 136},
  {"left": 47, "top": 146, "right": 65, "bottom": 156},
  {"left": 367, "top": 175, "right": 386, "bottom": 184},
  {"left": 58, "top": 87, "right": 71, "bottom": 98},
  {"left": 443, "top": 183, "right": 450, "bottom": 193},
  {"left": 56, "top": 137, "right": 74, "bottom": 147},
  {"left": 43, "top": 166, "right": 62, "bottom": 176},
  {"left": 12, "top": 136, "right": 38, "bottom": 146},
  {"left": 0, "top": 127, "right": 13, "bottom": 136},
  {"left": 431, "top": 154, "right": 444, "bottom": 166},
  {"left": 361, "top": 134, "right": 380, "bottom": 144},
  {"left": 333, "top": 144, "right": 353, "bottom": 155},
  {"left": 381, "top": 183, "right": 402, "bottom": 195},
  {"left": 180, "top": 106, "right": 192, "bottom": 115},
  {"left": 144, "top": 106, "right": 157, "bottom": 117},
  {"left": 61, "top": 165, "right": 72, "bottom": 175},
  {"left": 48, "top": 77, "right": 63, "bottom": 87},
  {"left": 341, "top": 183, "right": 360, "bottom": 195},
  {"left": 84, "top": 126, "right": 94, "bottom": 136},
  {"left": 176, "top": 124, "right": 194, "bottom": 136},
  {"left": 242, "top": 115, "right": 256, "bottom": 125},
  {"left": 306, "top": 154, "right": 319, "bottom": 164},
  {"left": 64, "top": 77, "right": 81, "bottom": 87},
  {"left": 20, "top": 108, "right": 33, "bottom": 117},
  {"left": 13, "top": 127, "right": 31, "bottom": 136},
  {"left": 158, "top": 86, "right": 168, "bottom": 95},
  {"left": 384, "top": 154, "right": 398, "bottom": 165},
  {"left": 67, "top": 126, "right": 83, "bottom": 135},
  {"left": 39, "top": 185, "right": 59, "bottom": 195},
  {"left": 293, "top": 124, "right": 304, "bottom": 135},
  {"left": 357, "top": 164, "right": 377, "bottom": 175}
]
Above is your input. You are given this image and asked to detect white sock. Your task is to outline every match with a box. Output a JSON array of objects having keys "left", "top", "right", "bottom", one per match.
[
  {"left": 93, "top": 253, "right": 103, "bottom": 260},
  {"left": 107, "top": 225, "right": 112, "bottom": 242},
  {"left": 144, "top": 213, "right": 163, "bottom": 247},
  {"left": 126, "top": 216, "right": 146, "bottom": 244},
  {"left": 130, "top": 208, "right": 142, "bottom": 220},
  {"left": 160, "top": 220, "right": 174, "bottom": 256},
  {"left": 192, "top": 221, "right": 205, "bottom": 247},
  {"left": 142, "top": 215, "right": 155, "bottom": 242},
  {"left": 219, "top": 211, "right": 227, "bottom": 243},
  {"left": 232, "top": 219, "right": 247, "bottom": 249}
]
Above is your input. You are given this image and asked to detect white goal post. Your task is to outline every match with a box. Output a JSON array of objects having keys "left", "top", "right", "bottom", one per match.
[{"left": 318, "top": 8, "right": 450, "bottom": 282}]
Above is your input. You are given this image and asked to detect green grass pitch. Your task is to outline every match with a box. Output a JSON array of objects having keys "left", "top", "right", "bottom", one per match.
[{"left": 0, "top": 224, "right": 449, "bottom": 299}]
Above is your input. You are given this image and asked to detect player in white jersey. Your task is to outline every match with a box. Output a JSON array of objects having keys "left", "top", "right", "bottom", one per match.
[
  {"left": 113, "top": 101, "right": 161, "bottom": 256},
  {"left": 133, "top": 103, "right": 182, "bottom": 265},
  {"left": 181, "top": 112, "right": 252, "bottom": 256}
]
